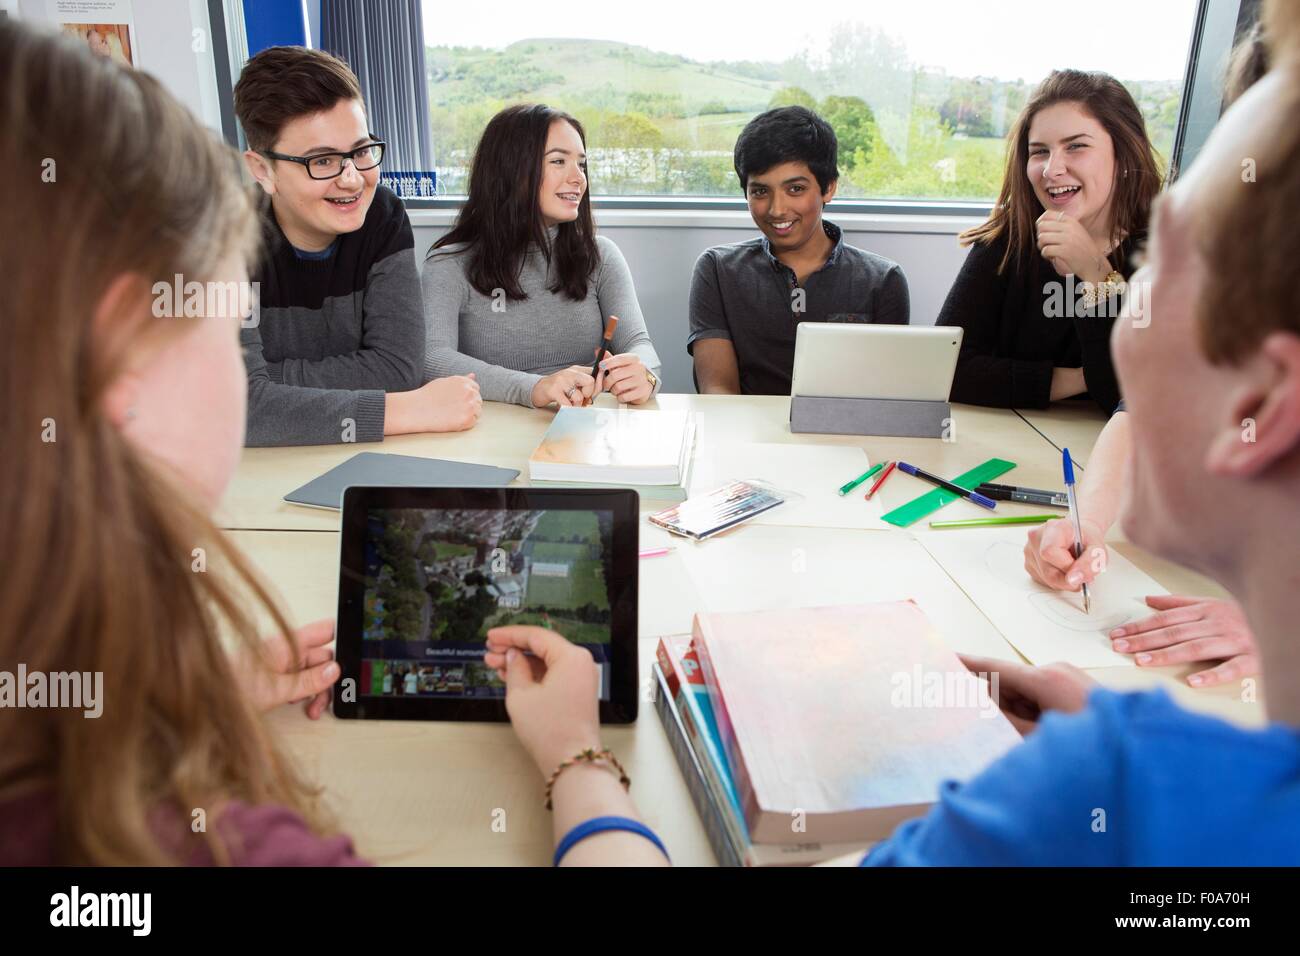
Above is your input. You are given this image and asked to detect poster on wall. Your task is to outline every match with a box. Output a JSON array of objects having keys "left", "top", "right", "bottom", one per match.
[{"left": 47, "top": 0, "right": 136, "bottom": 68}]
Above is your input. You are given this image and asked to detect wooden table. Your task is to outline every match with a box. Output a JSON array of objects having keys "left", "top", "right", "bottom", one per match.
[
  {"left": 219, "top": 394, "right": 1077, "bottom": 531},
  {"left": 223, "top": 395, "right": 1256, "bottom": 866},
  {"left": 1014, "top": 402, "right": 1111, "bottom": 468}
]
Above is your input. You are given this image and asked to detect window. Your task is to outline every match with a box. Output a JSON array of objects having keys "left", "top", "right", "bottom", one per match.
[{"left": 421, "top": 0, "right": 1200, "bottom": 202}]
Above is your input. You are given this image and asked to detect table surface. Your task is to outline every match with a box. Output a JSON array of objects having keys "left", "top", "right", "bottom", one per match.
[
  {"left": 224, "top": 394, "right": 1253, "bottom": 866},
  {"left": 1014, "top": 402, "right": 1113, "bottom": 468},
  {"left": 220, "top": 394, "right": 1081, "bottom": 531}
]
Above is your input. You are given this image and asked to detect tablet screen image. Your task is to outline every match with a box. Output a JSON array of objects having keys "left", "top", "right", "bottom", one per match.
[
  {"left": 334, "top": 487, "right": 639, "bottom": 723},
  {"left": 358, "top": 507, "right": 615, "bottom": 701}
]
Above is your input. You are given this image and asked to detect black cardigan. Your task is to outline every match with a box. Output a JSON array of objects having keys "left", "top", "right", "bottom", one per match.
[{"left": 936, "top": 231, "right": 1142, "bottom": 413}]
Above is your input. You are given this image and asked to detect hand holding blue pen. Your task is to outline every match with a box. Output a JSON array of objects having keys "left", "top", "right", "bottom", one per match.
[{"left": 1062, "top": 448, "right": 1091, "bottom": 614}]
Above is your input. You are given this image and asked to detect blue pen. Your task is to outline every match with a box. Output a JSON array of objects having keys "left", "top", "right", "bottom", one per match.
[
  {"left": 1062, "top": 448, "right": 1091, "bottom": 614},
  {"left": 897, "top": 462, "right": 997, "bottom": 510}
]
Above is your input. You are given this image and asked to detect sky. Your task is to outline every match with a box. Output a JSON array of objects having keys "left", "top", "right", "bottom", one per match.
[{"left": 421, "top": 0, "right": 1200, "bottom": 83}]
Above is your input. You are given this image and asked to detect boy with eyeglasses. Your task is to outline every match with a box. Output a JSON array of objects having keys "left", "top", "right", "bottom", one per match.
[{"left": 235, "top": 46, "right": 480, "bottom": 446}]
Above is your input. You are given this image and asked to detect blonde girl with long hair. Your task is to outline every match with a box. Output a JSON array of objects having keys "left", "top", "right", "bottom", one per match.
[{"left": 0, "top": 20, "right": 664, "bottom": 867}]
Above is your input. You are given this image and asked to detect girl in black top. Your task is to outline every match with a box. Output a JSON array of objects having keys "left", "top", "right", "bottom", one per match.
[{"left": 938, "top": 69, "right": 1163, "bottom": 413}]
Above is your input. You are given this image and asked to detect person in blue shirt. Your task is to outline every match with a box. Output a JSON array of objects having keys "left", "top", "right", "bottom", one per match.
[
  {"left": 865, "top": 21, "right": 1300, "bottom": 865},
  {"left": 481, "top": 0, "right": 1300, "bottom": 866}
]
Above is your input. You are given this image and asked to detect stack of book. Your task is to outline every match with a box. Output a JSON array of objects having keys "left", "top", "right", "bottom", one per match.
[
  {"left": 654, "top": 601, "right": 1022, "bottom": 866},
  {"left": 654, "top": 639, "right": 870, "bottom": 866},
  {"left": 528, "top": 407, "right": 696, "bottom": 501}
]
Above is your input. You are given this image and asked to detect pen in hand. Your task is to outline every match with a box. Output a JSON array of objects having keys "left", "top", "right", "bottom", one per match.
[
  {"left": 586, "top": 315, "right": 619, "bottom": 406},
  {"left": 1062, "top": 447, "right": 1091, "bottom": 614}
]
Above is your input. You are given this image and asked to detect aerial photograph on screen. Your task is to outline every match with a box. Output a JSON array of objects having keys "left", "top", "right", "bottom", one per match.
[{"left": 365, "top": 507, "right": 614, "bottom": 644}]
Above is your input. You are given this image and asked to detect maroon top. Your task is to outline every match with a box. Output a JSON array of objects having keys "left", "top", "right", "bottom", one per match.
[{"left": 0, "top": 789, "right": 370, "bottom": 866}]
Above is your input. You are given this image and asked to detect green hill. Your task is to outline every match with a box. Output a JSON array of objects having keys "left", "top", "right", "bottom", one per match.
[
  {"left": 423, "top": 37, "right": 1183, "bottom": 200},
  {"left": 427, "top": 38, "right": 782, "bottom": 115}
]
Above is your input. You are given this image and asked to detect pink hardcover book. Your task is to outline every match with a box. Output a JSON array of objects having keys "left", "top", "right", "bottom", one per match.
[{"left": 693, "top": 601, "right": 1022, "bottom": 846}]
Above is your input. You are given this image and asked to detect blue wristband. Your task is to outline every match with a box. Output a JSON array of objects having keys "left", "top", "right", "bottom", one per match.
[{"left": 553, "top": 816, "right": 671, "bottom": 867}]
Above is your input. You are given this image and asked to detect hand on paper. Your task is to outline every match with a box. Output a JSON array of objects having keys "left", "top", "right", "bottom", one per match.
[
  {"left": 1024, "top": 516, "right": 1108, "bottom": 592},
  {"left": 1109, "top": 595, "right": 1259, "bottom": 687}
]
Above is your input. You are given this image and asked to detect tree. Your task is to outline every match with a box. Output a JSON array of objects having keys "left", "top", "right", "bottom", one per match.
[
  {"left": 819, "top": 95, "right": 876, "bottom": 166},
  {"left": 590, "top": 111, "right": 664, "bottom": 191},
  {"left": 768, "top": 86, "right": 817, "bottom": 111},
  {"left": 601, "top": 111, "right": 663, "bottom": 149}
]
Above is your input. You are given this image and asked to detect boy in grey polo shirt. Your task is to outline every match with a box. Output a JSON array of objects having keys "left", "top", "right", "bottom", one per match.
[{"left": 688, "top": 107, "right": 910, "bottom": 395}]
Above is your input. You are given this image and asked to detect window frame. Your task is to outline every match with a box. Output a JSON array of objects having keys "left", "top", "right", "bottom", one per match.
[
  {"left": 403, "top": 194, "right": 996, "bottom": 217},
  {"left": 1171, "top": 0, "right": 1248, "bottom": 181},
  {"left": 209, "top": 0, "right": 1236, "bottom": 221}
]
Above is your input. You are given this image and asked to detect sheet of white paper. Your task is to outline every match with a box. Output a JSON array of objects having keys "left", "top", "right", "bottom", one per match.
[
  {"left": 919, "top": 526, "right": 1166, "bottom": 667},
  {"left": 649, "top": 525, "right": 1010, "bottom": 658},
  {"left": 637, "top": 520, "right": 704, "bottom": 638},
  {"left": 688, "top": 442, "right": 885, "bottom": 528}
]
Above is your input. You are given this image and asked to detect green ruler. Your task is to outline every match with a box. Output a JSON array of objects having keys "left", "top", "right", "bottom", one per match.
[{"left": 881, "top": 458, "right": 1016, "bottom": 528}]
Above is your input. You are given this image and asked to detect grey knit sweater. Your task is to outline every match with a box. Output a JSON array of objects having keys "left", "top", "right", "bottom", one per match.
[
  {"left": 422, "top": 232, "right": 662, "bottom": 407},
  {"left": 242, "top": 186, "right": 424, "bottom": 446}
]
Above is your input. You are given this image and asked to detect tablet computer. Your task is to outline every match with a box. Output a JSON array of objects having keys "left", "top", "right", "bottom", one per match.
[
  {"left": 333, "top": 486, "right": 639, "bottom": 723},
  {"left": 790, "top": 324, "right": 964, "bottom": 402}
]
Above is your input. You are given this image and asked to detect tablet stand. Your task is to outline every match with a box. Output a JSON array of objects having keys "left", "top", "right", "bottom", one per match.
[{"left": 789, "top": 395, "right": 952, "bottom": 438}]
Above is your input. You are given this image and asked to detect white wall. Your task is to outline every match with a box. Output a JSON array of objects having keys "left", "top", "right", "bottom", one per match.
[
  {"left": 411, "top": 213, "right": 980, "bottom": 394},
  {"left": 18, "top": 0, "right": 224, "bottom": 131}
]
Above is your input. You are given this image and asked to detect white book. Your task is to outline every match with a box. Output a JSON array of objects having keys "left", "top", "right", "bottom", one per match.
[{"left": 528, "top": 407, "right": 694, "bottom": 486}]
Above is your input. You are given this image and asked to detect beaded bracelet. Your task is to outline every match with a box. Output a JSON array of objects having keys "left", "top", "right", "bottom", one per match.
[
  {"left": 544, "top": 747, "right": 630, "bottom": 810},
  {"left": 1080, "top": 271, "right": 1127, "bottom": 309}
]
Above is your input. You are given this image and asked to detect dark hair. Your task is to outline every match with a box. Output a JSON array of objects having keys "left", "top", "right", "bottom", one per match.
[
  {"left": 430, "top": 104, "right": 598, "bottom": 302},
  {"left": 233, "top": 46, "right": 364, "bottom": 153},
  {"left": 733, "top": 106, "right": 839, "bottom": 194},
  {"left": 960, "top": 69, "right": 1163, "bottom": 274}
]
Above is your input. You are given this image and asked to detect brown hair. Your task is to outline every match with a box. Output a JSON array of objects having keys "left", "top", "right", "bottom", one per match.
[
  {"left": 234, "top": 45, "right": 364, "bottom": 152},
  {"left": 1198, "top": 0, "right": 1300, "bottom": 363},
  {"left": 432, "top": 104, "right": 599, "bottom": 302},
  {"left": 960, "top": 69, "right": 1163, "bottom": 274},
  {"left": 0, "top": 21, "right": 333, "bottom": 863},
  {"left": 1224, "top": 22, "right": 1271, "bottom": 108}
]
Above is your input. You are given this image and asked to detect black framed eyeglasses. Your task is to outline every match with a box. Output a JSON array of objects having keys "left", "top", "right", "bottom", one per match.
[{"left": 262, "top": 137, "right": 386, "bottom": 180}]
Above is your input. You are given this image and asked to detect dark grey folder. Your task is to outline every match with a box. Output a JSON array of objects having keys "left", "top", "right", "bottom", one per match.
[{"left": 284, "top": 452, "right": 520, "bottom": 510}]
